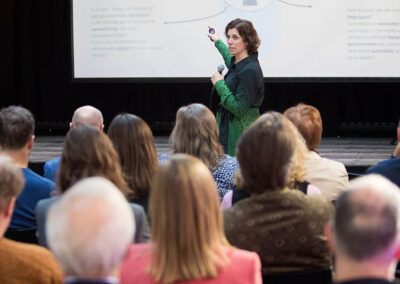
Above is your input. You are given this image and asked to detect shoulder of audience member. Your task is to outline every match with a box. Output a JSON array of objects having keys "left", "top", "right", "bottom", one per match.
[{"left": 0, "top": 238, "right": 63, "bottom": 282}]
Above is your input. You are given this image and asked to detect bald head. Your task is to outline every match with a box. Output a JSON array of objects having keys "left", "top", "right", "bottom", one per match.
[
  {"left": 333, "top": 175, "right": 400, "bottom": 261},
  {"left": 46, "top": 177, "right": 134, "bottom": 278},
  {"left": 71, "top": 106, "right": 104, "bottom": 130}
]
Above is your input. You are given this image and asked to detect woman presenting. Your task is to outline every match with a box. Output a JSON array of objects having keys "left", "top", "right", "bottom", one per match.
[{"left": 208, "top": 18, "right": 264, "bottom": 156}]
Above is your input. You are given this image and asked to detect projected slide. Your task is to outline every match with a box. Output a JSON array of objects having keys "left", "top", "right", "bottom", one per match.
[{"left": 72, "top": 0, "right": 400, "bottom": 78}]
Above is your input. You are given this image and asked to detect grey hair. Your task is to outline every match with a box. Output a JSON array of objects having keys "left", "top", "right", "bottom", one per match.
[
  {"left": 46, "top": 177, "right": 135, "bottom": 277},
  {"left": 333, "top": 174, "right": 400, "bottom": 260}
]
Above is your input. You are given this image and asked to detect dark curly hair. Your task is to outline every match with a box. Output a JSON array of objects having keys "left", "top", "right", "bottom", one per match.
[{"left": 225, "top": 18, "right": 260, "bottom": 55}]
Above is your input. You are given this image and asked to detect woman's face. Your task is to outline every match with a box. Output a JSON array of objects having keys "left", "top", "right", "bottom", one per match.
[{"left": 226, "top": 28, "right": 248, "bottom": 58}]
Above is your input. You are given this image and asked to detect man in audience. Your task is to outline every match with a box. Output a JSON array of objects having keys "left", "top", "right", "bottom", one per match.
[
  {"left": 0, "top": 155, "right": 63, "bottom": 283},
  {"left": 365, "top": 129, "right": 400, "bottom": 187},
  {"left": 0, "top": 106, "right": 54, "bottom": 232},
  {"left": 284, "top": 103, "right": 349, "bottom": 201},
  {"left": 47, "top": 177, "right": 135, "bottom": 284},
  {"left": 44, "top": 105, "right": 104, "bottom": 181},
  {"left": 326, "top": 174, "right": 400, "bottom": 283}
]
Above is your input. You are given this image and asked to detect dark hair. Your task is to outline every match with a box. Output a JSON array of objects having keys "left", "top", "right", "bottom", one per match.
[
  {"left": 0, "top": 106, "right": 35, "bottom": 150},
  {"left": 57, "top": 125, "right": 130, "bottom": 196},
  {"left": 237, "top": 112, "right": 297, "bottom": 193},
  {"left": 108, "top": 113, "right": 158, "bottom": 199},
  {"left": 225, "top": 18, "right": 260, "bottom": 55}
]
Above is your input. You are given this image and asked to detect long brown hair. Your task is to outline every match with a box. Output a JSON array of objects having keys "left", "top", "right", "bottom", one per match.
[
  {"left": 170, "top": 104, "right": 224, "bottom": 170},
  {"left": 237, "top": 112, "right": 297, "bottom": 193},
  {"left": 57, "top": 125, "right": 130, "bottom": 196},
  {"left": 225, "top": 18, "right": 260, "bottom": 55},
  {"left": 149, "top": 154, "right": 229, "bottom": 283},
  {"left": 108, "top": 113, "right": 157, "bottom": 199}
]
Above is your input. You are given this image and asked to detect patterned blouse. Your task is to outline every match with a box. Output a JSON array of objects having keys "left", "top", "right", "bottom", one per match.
[{"left": 158, "top": 153, "right": 239, "bottom": 200}]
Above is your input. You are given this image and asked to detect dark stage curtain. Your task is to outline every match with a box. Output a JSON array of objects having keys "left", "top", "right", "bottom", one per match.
[{"left": 1, "top": 0, "right": 399, "bottom": 136}]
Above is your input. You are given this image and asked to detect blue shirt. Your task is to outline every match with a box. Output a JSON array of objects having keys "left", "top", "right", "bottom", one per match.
[
  {"left": 9, "top": 168, "right": 54, "bottom": 230},
  {"left": 366, "top": 157, "right": 400, "bottom": 187},
  {"left": 43, "top": 156, "right": 61, "bottom": 181}
]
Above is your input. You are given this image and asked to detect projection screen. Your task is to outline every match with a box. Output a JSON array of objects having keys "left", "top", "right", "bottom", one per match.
[{"left": 71, "top": 0, "right": 400, "bottom": 79}]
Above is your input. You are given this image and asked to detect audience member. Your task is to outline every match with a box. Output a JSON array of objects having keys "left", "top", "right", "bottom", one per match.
[
  {"left": 365, "top": 129, "right": 400, "bottom": 187},
  {"left": 36, "top": 125, "right": 150, "bottom": 246},
  {"left": 0, "top": 155, "right": 63, "bottom": 284},
  {"left": 47, "top": 177, "right": 134, "bottom": 284},
  {"left": 159, "top": 104, "right": 239, "bottom": 199},
  {"left": 284, "top": 103, "right": 349, "bottom": 201},
  {"left": 326, "top": 174, "right": 400, "bottom": 284},
  {"left": 44, "top": 105, "right": 104, "bottom": 181},
  {"left": 121, "top": 154, "right": 262, "bottom": 284},
  {"left": 224, "top": 112, "right": 333, "bottom": 276},
  {"left": 221, "top": 128, "right": 321, "bottom": 209},
  {"left": 0, "top": 106, "right": 53, "bottom": 233},
  {"left": 108, "top": 113, "right": 158, "bottom": 214}
]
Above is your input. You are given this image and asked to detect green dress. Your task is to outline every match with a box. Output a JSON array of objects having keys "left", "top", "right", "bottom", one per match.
[{"left": 214, "top": 40, "right": 265, "bottom": 156}]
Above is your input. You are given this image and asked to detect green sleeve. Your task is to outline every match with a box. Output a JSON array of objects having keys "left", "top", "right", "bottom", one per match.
[
  {"left": 215, "top": 40, "right": 233, "bottom": 68},
  {"left": 214, "top": 68, "right": 259, "bottom": 119}
]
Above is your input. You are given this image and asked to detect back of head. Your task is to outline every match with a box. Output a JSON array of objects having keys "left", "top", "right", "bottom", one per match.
[
  {"left": 237, "top": 111, "right": 297, "bottom": 193},
  {"left": 71, "top": 106, "right": 103, "bottom": 130},
  {"left": 171, "top": 103, "right": 224, "bottom": 170},
  {"left": 225, "top": 18, "right": 260, "bottom": 55},
  {"left": 47, "top": 177, "right": 135, "bottom": 278},
  {"left": 149, "top": 154, "right": 228, "bottom": 283},
  {"left": 283, "top": 103, "right": 322, "bottom": 151},
  {"left": 57, "top": 125, "right": 128, "bottom": 195},
  {"left": 108, "top": 113, "right": 157, "bottom": 198},
  {"left": 0, "top": 155, "right": 24, "bottom": 213},
  {"left": 333, "top": 175, "right": 400, "bottom": 261},
  {"left": 0, "top": 106, "right": 34, "bottom": 151}
]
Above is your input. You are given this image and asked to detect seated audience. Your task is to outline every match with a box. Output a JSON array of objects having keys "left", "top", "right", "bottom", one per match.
[
  {"left": 47, "top": 177, "right": 134, "bottom": 284},
  {"left": 159, "top": 104, "right": 239, "bottom": 199},
  {"left": 326, "top": 174, "right": 400, "bottom": 284},
  {"left": 221, "top": 129, "right": 321, "bottom": 209},
  {"left": 121, "top": 154, "right": 262, "bottom": 284},
  {"left": 0, "top": 155, "right": 63, "bottom": 284},
  {"left": 284, "top": 103, "right": 349, "bottom": 201},
  {"left": 36, "top": 125, "right": 150, "bottom": 246},
  {"left": 224, "top": 112, "right": 333, "bottom": 276},
  {"left": 108, "top": 113, "right": 158, "bottom": 214},
  {"left": 0, "top": 106, "right": 53, "bottom": 234},
  {"left": 44, "top": 105, "right": 104, "bottom": 181},
  {"left": 365, "top": 129, "right": 400, "bottom": 187}
]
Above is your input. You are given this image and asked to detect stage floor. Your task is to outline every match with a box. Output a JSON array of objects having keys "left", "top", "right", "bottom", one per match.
[{"left": 29, "top": 136, "right": 396, "bottom": 174}]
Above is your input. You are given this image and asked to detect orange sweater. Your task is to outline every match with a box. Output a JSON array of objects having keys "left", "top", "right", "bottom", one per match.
[{"left": 0, "top": 237, "right": 63, "bottom": 284}]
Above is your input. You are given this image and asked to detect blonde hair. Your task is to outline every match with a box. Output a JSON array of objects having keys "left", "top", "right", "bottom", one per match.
[
  {"left": 170, "top": 104, "right": 224, "bottom": 170},
  {"left": 149, "top": 154, "right": 229, "bottom": 283},
  {"left": 288, "top": 130, "right": 308, "bottom": 188}
]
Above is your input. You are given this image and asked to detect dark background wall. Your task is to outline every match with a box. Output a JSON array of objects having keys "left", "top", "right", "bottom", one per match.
[{"left": 1, "top": 0, "right": 398, "bottom": 136}]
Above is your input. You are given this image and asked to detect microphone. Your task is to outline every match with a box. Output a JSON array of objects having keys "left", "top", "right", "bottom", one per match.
[
  {"left": 217, "top": 64, "right": 225, "bottom": 74},
  {"left": 209, "top": 64, "right": 225, "bottom": 110}
]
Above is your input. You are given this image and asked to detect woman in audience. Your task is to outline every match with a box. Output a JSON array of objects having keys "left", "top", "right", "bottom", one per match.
[
  {"left": 284, "top": 103, "right": 349, "bottom": 201},
  {"left": 223, "top": 112, "right": 333, "bottom": 278},
  {"left": 159, "top": 103, "right": 239, "bottom": 200},
  {"left": 36, "top": 125, "right": 150, "bottom": 246},
  {"left": 221, "top": 129, "right": 321, "bottom": 209},
  {"left": 121, "top": 154, "right": 262, "bottom": 284},
  {"left": 108, "top": 113, "right": 158, "bottom": 214}
]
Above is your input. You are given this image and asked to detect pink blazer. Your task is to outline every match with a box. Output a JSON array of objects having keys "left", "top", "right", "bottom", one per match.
[{"left": 120, "top": 243, "right": 262, "bottom": 284}]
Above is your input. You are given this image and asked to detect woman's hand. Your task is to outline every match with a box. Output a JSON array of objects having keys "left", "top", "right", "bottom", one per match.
[
  {"left": 211, "top": 71, "right": 224, "bottom": 85},
  {"left": 207, "top": 25, "right": 221, "bottom": 43}
]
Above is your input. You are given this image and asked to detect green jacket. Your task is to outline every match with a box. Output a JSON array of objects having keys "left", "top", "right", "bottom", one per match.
[{"left": 214, "top": 40, "right": 264, "bottom": 156}]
